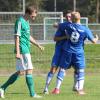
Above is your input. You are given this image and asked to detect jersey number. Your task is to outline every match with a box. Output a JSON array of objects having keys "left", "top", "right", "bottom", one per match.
[{"left": 70, "top": 31, "right": 80, "bottom": 43}]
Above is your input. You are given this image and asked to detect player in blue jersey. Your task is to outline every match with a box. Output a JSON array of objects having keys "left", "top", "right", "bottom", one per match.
[
  {"left": 43, "top": 13, "right": 71, "bottom": 94},
  {"left": 52, "top": 12, "right": 98, "bottom": 95},
  {"left": 0, "top": 5, "right": 44, "bottom": 98}
]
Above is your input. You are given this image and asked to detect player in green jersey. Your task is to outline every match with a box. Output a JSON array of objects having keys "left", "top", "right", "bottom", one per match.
[{"left": 0, "top": 5, "right": 44, "bottom": 98}]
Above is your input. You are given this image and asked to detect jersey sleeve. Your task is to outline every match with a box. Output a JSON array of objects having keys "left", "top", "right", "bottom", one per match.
[
  {"left": 85, "top": 27, "right": 94, "bottom": 41},
  {"left": 14, "top": 20, "right": 21, "bottom": 36}
]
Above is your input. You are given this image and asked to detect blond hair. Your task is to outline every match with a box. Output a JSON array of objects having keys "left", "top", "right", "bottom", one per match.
[{"left": 71, "top": 11, "right": 81, "bottom": 23}]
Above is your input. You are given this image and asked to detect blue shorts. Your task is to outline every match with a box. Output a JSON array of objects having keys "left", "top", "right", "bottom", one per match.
[
  {"left": 51, "top": 45, "right": 62, "bottom": 67},
  {"left": 59, "top": 51, "right": 85, "bottom": 69}
]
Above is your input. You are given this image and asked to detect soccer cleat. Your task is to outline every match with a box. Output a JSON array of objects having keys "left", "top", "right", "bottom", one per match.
[
  {"left": 33, "top": 94, "right": 42, "bottom": 98},
  {"left": 0, "top": 88, "right": 5, "bottom": 98},
  {"left": 52, "top": 88, "right": 60, "bottom": 94},
  {"left": 43, "top": 90, "right": 49, "bottom": 95}
]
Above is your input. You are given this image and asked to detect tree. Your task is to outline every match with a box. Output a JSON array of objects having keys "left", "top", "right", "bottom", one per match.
[
  {"left": 0, "top": 0, "right": 23, "bottom": 12},
  {"left": 96, "top": 0, "right": 100, "bottom": 23}
]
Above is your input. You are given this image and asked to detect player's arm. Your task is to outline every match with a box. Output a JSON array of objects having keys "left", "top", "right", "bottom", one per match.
[
  {"left": 86, "top": 28, "right": 98, "bottom": 44},
  {"left": 54, "top": 24, "right": 69, "bottom": 42},
  {"left": 30, "top": 35, "right": 44, "bottom": 51},
  {"left": 15, "top": 35, "right": 20, "bottom": 58},
  {"left": 91, "top": 34, "right": 98, "bottom": 44},
  {"left": 14, "top": 21, "right": 21, "bottom": 59},
  {"left": 54, "top": 36, "right": 67, "bottom": 41}
]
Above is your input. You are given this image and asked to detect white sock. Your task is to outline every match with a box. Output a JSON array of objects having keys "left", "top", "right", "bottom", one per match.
[
  {"left": 75, "top": 80, "right": 84, "bottom": 90},
  {"left": 44, "top": 72, "right": 54, "bottom": 91},
  {"left": 56, "top": 78, "right": 62, "bottom": 89}
]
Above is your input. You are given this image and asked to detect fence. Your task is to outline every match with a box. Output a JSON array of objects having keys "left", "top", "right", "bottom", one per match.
[{"left": 0, "top": 12, "right": 100, "bottom": 74}]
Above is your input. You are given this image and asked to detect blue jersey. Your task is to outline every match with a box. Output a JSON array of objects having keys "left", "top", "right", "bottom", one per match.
[
  {"left": 54, "top": 23, "right": 67, "bottom": 47},
  {"left": 61, "top": 22, "right": 94, "bottom": 53},
  {"left": 51, "top": 23, "right": 67, "bottom": 67},
  {"left": 58, "top": 22, "right": 95, "bottom": 69}
]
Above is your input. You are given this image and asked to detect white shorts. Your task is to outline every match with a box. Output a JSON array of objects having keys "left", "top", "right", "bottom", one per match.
[{"left": 16, "top": 54, "right": 33, "bottom": 71}]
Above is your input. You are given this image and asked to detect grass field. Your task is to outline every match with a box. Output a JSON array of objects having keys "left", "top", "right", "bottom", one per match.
[
  {"left": 0, "top": 72, "right": 100, "bottom": 100},
  {"left": 0, "top": 44, "right": 100, "bottom": 99},
  {"left": 0, "top": 44, "right": 100, "bottom": 72}
]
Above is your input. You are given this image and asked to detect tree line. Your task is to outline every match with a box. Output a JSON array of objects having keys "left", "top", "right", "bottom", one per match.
[{"left": 0, "top": 0, "right": 99, "bottom": 23}]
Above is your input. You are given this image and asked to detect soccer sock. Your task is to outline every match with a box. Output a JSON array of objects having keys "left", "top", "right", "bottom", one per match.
[
  {"left": 44, "top": 72, "right": 54, "bottom": 91},
  {"left": 56, "top": 69, "right": 65, "bottom": 89},
  {"left": 1, "top": 72, "right": 19, "bottom": 91},
  {"left": 26, "top": 74, "right": 35, "bottom": 97},
  {"left": 73, "top": 71, "right": 78, "bottom": 89},
  {"left": 75, "top": 69, "right": 85, "bottom": 90}
]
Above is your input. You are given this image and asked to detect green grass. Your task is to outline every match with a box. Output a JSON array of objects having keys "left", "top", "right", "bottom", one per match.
[
  {"left": 0, "top": 43, "right": 100, "bottom": 100},
  {"left": 0, "top": 44, "right": 100, "bottom": 72},
  {"left": 0, "top": 72, "right": 100, "bottom": 100}
]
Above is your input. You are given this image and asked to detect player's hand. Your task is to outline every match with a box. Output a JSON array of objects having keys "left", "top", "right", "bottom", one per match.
[
  {"left": 38, "top": 45, "right": 44, "bottom": 51},
  {"left": 16, "top": 53, "right": 21, "bottom": 59},
  {"left": 95, "top": 34, "right": 99, "bottom": 40},
  {"left": 92, "top": 34, "right": 99, "bottom": 43},
  {"left": 94, "top": 34, "right": 99, "bottom": 43}
]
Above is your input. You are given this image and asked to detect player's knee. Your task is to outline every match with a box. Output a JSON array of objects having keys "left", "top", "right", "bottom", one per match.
[
  {"left": 57, "top": 68, "right": 65, "bottom": 81},
  {"left": 50, "top": 67, "right": 58, "bottom": 74},
  {"left": 47, "top": 71, "right": 54, "bottom": 78},
  {"left": 26, "top": 69, "right": 33, "bottom": 75},
  {"left": 17, "top": 71, "right": 25, "bottom": 75}
]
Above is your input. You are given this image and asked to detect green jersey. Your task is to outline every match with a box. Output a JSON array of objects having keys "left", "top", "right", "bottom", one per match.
[{"left": 15, "top": 16, "right": 30, "bottom": 54}]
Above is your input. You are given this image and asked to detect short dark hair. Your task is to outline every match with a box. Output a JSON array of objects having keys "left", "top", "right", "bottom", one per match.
[{"left": 25, "top": 5, "right": 38, "bottom": 15}]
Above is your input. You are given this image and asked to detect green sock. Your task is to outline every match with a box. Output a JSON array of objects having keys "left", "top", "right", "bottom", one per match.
[
  {"left": 26, "top": 74, "right": 35, "bottom": 97},
  {"left": 1, "top": 72, "right": 19, "bottom": 91}
]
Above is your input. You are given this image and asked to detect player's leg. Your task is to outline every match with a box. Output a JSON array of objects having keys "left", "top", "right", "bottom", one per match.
[
  {"left": 0, "top": 71, "right": 20, "bottom": 91},
  {"left": 73, "top": 68, "right": 85, "bottom": 95},
  {"left": 73, "top": 68, "right": 78, "bottom": 91},
  {"left": 52, "top": 68, "right": 65, "bottom": 94},
  {"left": 52, "top": 51, "right": 71, "bottom": 94},
  {"left": 0, "top": 71, "right": 20, "bottom": 98},
  {"left": 24, "top": 54, "right": 42, "bottom": 98},
  {"left": 0, "top": 56, "right": 25, "bottom": 98},
  {"left": 43, "top": 49, "right": 61, "bottom": 94},
  {"left": 43, "top": 66, "right": 58, "bottom": 94},
  {"left": 73, "top": 53, "right": 86, "bottom": 95}
]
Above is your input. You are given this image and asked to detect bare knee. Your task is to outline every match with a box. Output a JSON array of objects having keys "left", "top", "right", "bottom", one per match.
[
  {"left": 16, "top": 71, "right": 25, "bottom": 76},
  {"left": 26, "top": 69, "right": 33, "bottom": 75},
  {"left": 50, "top": 67, "right": 58, "bottom": 74}
]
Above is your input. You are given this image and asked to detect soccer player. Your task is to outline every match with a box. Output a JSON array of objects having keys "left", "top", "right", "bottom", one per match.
[
  {"left": 52, "top": 11, "right": 98, "bottom": 95},
  {"left": 43, "top": 13, "right": 71, "bottom": 94},
  {"left": 0, "top": 5, "right": 44, "bottom": 98}
]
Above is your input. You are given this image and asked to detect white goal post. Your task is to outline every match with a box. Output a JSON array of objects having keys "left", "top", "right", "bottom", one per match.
[{"left": 43, "top": 17, "right": 88, "bottom": 40}]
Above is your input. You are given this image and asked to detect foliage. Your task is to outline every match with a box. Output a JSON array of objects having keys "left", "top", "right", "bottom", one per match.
[{"left": 0, "top": 0, "right": 99, "bottom": 23}]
